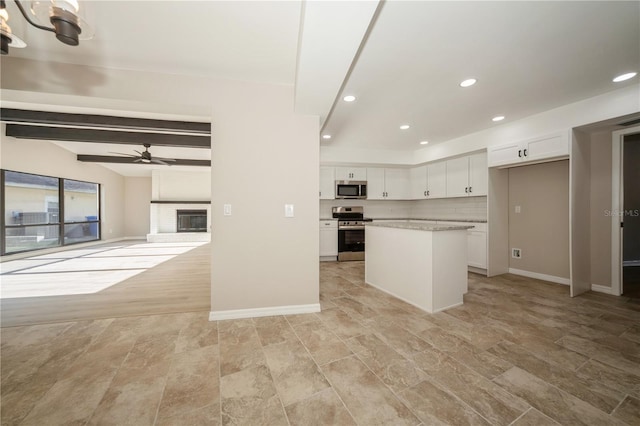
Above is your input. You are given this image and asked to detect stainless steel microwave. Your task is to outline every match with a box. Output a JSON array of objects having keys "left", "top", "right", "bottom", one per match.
[{"left": 335, "top": 180, "right": 367, "bottom": 199}]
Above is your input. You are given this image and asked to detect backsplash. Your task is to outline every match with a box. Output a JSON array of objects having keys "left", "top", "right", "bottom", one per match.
[
  {"left": 320, "top": 196, "right": 487, "bottom": 221},
  {"left": 410, "top": 196, "right": 487, "bottom": 221},
  {"left": 320, "top": 199, "right": 412, "bottom": 219}
]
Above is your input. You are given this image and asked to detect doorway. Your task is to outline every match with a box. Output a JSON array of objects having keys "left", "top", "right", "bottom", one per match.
[{"left": 622, "top": 133, "right": 640, "bottom": 299}]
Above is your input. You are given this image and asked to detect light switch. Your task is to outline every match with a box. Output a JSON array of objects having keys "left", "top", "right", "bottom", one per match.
[
  {"left": 224, "top": 204, "right": 232, "bottom": 216},
  {"left": 515, "top": 205, "right": 521, "bottom": 213},
  {"left": 285, "top": 204, "right": 294, "bottom": 218}
]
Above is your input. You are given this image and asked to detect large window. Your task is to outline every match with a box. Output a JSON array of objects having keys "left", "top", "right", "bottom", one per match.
[{"left": 1, "top": 170, "right": 100, "bottom": 255}]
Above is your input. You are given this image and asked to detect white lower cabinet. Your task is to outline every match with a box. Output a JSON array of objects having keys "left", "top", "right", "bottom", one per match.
[
  {"left": 437, "top": 221, "right": 487, "bottom": 270},
  {"left": 319, "top": 220, "right": 338, "bottom": 258}
]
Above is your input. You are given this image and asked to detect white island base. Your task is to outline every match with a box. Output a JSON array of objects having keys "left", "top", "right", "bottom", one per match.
[{"left": 365, "top": 222, "right": 472, "bottom": 314}]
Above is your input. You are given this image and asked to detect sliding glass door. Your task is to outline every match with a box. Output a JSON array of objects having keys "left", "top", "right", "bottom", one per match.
[{"left": 1, "top": 170, "right": 100, "bottom": 255}]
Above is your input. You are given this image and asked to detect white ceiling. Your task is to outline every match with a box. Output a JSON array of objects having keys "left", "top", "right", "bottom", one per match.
[{"left": 2, "top": 1, "right": 639, "bottom": 175}]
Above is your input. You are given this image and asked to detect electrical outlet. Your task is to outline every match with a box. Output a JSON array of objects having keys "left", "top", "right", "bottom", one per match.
[
  {"left": 515, "top": 205, "right": 521, "bottom": 213},
  {"left": 223, "top": 204, "right": 232, "bottom": 216},
  {"left": 512, "top": 248, "right": 522, "bottom": 259}
]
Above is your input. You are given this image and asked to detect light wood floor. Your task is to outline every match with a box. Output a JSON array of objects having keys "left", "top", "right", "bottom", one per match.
[{"left": 0, "top": 241, "right": 211, "bottom": 327}]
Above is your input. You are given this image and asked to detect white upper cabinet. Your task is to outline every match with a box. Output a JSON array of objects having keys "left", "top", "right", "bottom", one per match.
[
  {"left": 409, "top": 162, "right": 446, "bottom": 199},
  {"left": 446, "top": 152, "right": 488, "bottom": 197},
  {"left": 335, "top": 167, "right": 367, "bottom": 181},
  {"left": 488, "top": 131, "right": 569, "bottom": 168},
  {"left": 468, "top": 153, "right": 488, "bottom": 196},
  {"left": 427, "top": 161, "right": 447, "bottom": 198},
  {"left": 367, "top": 168, "right": 409, "bottom": 200},
  {"left": 319, "top": 167, "right": 335, "bottom": 199},
  {"left": 409, "top": 166, "right": 427, "bottom": 199}
]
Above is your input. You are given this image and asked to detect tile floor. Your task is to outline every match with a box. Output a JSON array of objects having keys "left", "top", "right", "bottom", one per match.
[{"left": 2, "top": 261, "right": 640, "bottom": 425}]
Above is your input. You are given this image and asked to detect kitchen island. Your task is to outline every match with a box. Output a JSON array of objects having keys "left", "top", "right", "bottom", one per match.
[{"left": 365, "top": 221, "right": 474, "bottom": 313}]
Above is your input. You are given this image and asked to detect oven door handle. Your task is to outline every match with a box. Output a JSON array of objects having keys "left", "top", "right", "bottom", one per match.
[{"left": 338, "top": 226, "right": 365, "bottom": 230}]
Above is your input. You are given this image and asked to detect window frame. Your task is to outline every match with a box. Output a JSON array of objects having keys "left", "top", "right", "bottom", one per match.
[{"left": 1, "top": 169, "right": 102, "bottom": 256}]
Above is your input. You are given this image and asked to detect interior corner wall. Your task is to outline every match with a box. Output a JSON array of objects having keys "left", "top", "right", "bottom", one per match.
[
  {"left": 508, "top": 160, "right": 570, "bottom": 279},
  {"left": 589, "top": 131, "right": 613, "bottom": 287},
  {"left": 124, "top": 177, "right": 151, "bottom": 238},
  {"left": 210, "top": 81, "right": 320, "bottom": 314},
  {"left": 0, "top": 126, "right": 126, "bottom": 240}
]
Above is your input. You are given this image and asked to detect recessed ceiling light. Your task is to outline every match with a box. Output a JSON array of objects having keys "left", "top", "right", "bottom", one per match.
[
  {"left": 419, "top": 141, "right": 429, "bottom": 145},
  {"left": 400, "top": 124, "right": 410, "bottom": 130},
  {"left": 343, "top": 95, "right": 356, "bottom": 102},
  {"left": 492, "top": 116, "right": 505, "bottom": 122},
  {"left": 322, "top": 134, "right": 331, "bottom": 140},
  {"left": 460, "top": 78, "right": 477, "bottom": 87},
  {"left": 613, "top": 72, "right": 637, "bottom": 83}
]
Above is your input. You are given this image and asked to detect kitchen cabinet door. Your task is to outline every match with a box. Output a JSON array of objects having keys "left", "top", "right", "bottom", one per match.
[
  {"left": 427, "top": 161, "right": 447, "bottom": 198},
  {"left": 467, "top": 230, "right": 487, "bottom": 269},
  {"left": 335, "top": 167, "right": 367, "bottom": 181},
  {"left": 487, "top": 142, "right": 521, "bottom": 167},
  {"left": 319, "top": 167, "right": 335, "bottom": 199},
  {"left": 409, "top": 166, "right": 428, "bottom": 199},
  {"left": 320, "top": 221, "right": 338, "bottom": 257},
  {"left": 468, "top": 153, "right": 487, "bottom": 196},
  {"left": 366, "top": 168, "right": 386, "bottom": 200},
  {"left": 384, "top": 168, "right": 410, "bottom": 200},
  {"left": 446, "top": 157, "right": 470, "bottom": 198}
]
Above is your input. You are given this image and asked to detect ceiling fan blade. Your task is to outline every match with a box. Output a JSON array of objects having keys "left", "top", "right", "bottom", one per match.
[
  {"left": 151, "top": 159, "right": 171, "bottom": 166},
  {"left": 133, "top": 158, "right": 143, "bottom": 163},
  {"left": 108, "top": 152, "right": 138, "bottom": 157},
  {"left": 134, "top": 150, "right": 143, "bottom": 155},
  {"left": 154, "top": 157, "right": 177, "bottom": 162}
]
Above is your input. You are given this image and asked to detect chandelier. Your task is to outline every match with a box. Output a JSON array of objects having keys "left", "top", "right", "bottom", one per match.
[{"left": 0, "top": 0, "right": 93, "bottom": 55}]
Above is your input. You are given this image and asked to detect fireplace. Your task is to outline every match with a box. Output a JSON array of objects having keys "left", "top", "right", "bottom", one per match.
[{"left": 176, "top": 210, "right": 207, "bottom": 232}]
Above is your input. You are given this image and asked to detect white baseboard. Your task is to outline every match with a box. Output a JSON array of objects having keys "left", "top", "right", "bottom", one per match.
[
  {"left": 591, "top": 284, "right": 617, "bottom": 295},
  {"left": 508, "top": 268, "right": 570, "bottom": 286},
  {"left": 209, "top": 303, "right": 321, "bottom": 321}
]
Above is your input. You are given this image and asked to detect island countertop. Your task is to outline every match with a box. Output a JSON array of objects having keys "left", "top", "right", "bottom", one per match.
[{"left": 366, "top": 221, "right": 474, "bottom": 232}]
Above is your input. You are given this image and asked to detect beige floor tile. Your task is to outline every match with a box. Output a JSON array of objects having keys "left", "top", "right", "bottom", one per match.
[
  {"left": 511, "top": 408, "right": 560, "bottom": 425},
  {"left": 157, "top": 345, "right": 220, "bottom": 419},
  {"left": 155, "top": 403, "right": 221, "bottom": 426},
  {"left": 174, "top": 312, "right": 218, "bottom": 353},
  {"left": 556, "top": 334, "right": 640, "bottom": 376},
  {"left": 351, "top": 333, "right": 427, "bottom": 393},
  {"left": 218, "top": 324, "right": 267, "bottom": 377},
  {"left": 489, "top": 340, "right": 624, "bottom": 413},
  {"left": 419, "top": 355, "right": 529, "bottom": 425},
  {"left": 321, "top": 355, "right": 419, "bottom": 426},
  {"left": 399, "top": 379, "right": 491, "bottom": 425},
  {"left": 612, "top": 395, "right": 640, "bottom": 425},
  {"left": 494, "top": 367, "right": 626, "bottom": 425},
  {"left": 284, "top": 387, "right": 356, "bottom": 426},
  {"left": 220, "top": 365, "right": 288, "bottom": 426},
  {"left": 254, "top": 316, "right": 298, "bottom": 347},
  {"left": 315, "top": 308, "right": 369, "bottom": 339},
  {"left": 262, "top": 339, "right": 330, "bottom": 406},
  {"left": 293, "top": 320, "right": 352, "bottom": 365},
  {"left": 576, "top": 359, "right": 640, "bottom": 400}
]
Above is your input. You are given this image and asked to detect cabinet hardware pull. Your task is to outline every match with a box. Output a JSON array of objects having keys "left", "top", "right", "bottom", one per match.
[
  {"left": 427, "top": 190, "right": 430, "bottom": 196},
  {"left": 469, "top": 186, "right": 472, "bottom": 193},
  {"left": 424, "top": 191, "right": 427, "bottom": 196},
  {"left": 465, "top": 187, "right": 468, "bottom": 193},
  {"left": 523, "top": 149, "right": 528, "bottom": 157},
  {"left": 518, "top": 150, "right": 522, "bottom": 158}
]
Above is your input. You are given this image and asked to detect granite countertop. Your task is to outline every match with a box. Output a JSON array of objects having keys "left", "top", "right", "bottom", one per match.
[
  {"left": 367, "top": 217, "right": 486, "bottom": 223},
  {"left": 366, "top": 221, "right": 475, "bottom": 231}
]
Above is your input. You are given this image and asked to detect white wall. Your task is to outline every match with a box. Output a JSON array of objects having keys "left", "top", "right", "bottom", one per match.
[
  {"left": 210, "top": 80, "right": 319, "bottom": 314},
  {"left": 124, "top": 177, "right": 151, "bottom": 238},
  {"left": 0, "top": 126, "right": 126, "bottom": 240},
  {"left": 151, "top": 170, "right": 211, "bottom": 201}
]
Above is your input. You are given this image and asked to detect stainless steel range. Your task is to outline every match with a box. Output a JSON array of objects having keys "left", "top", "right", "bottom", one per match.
[{"left": 332, "top": 206, "right": 365, "bottom": 261}]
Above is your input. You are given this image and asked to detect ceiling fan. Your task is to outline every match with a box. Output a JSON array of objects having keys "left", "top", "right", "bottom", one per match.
[{"left": 110, "top": 144, "right": 176, "bottom": 166}]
